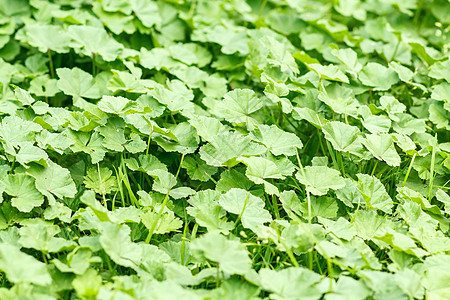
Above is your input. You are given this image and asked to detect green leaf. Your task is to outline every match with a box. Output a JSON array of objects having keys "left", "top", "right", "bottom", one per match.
[
  {"left": 210, "top": 89, "right": 263, "bottom": 129},
  {"left": 97, "top": 95, "right": 136, "bottom": 114},
  {"left": 359, "top": 62, "right": 399, "bottom": 90},
  {"left": 84, "top": 166, "right": 118, "bottom": 195},
  {"left": 15, "top": 142, "right": 49, "bottom": 167},
  {"left": 199, "top": 131, "right": 266, "bottom": 167},
  {"left": 322, "top": 121, "right": 364, "bottom": 156},
  {"left": 169, "top": 43, "right": 212, "bottom": 67},
  {"left": 141, "top": 211, "right": 183, "bottom": 235},
  {"left": 125, "top": 154, "right": 167, "bottom": 174},
  {"left": 362, "top": 133, "right": 401, "bottom": 166},
  {"left": 259, "top": 267, "right": 323, "bottom": 300},
  {"left": 251, "top": 124, "right": 303, "bottom": 156},
  {"left": 3, "top": 173, "right": 44, "bottom": 212},
  {"left": 362, "top": 115, "right": 392, "bottom": 134},
  {"left": 56, "top": 67, "right": 102, "bottom": 99},
  {"left": 318, "top": 83, "right": 359, "bottom": 115},
  {"left": 153, "top": 122, "right": 199, "bottom": 154},
  {"left": 0, "top": 244, "right": 52, "bottom": 285},
  {"left": 295, "top": 166, "right": 345, "bottom": 196},
  {"left": 389, "top": 61, "right": 413, "bottom": 82},
  {"left": 19, "top": 221, "right": 76, "bottom": 253},
  {"left": 308, "top": 63, "right": 349, "bottom": 83},
  {"left": 72, "top": 268, "right": 102, "bottom": 298},
  {"left": 52, "top": 248, "right": 93, "bottom": 275},
  {"left": 0, "top": 116, "right": 42, "bottom": 152},
  {"left": 68, "top": 25, "right": 123, "bottom": 61},
  {"left": 99, "top": 222, "right": 142, "bottom": 268},
  {"left": 187, "top": 190, "right": 234, "bottom": 234},
  {"left": 219, "top": 188, "right": 272, "bottom": 233},
  {"left": 27, "top": 160, "right": 77, "bottom": 202},
  {"left": 429, "top": 59, "right": 450, "bottom": 82},
  {"left": 191, "top": 231, "right": 252, "bottom": 275},
  {"left": 356, "top": 174, "right": 393, "bottom": 214},
  {"left": 16, "top": 23, "right": 71, "bottom": 53},
  {"left": 238, "top": 156, "right": 284, "bottom": 184},
  {"left": 181, "top": 154, "right": 218, "bottom": 182},
  {"left": 300, "top": 196, "right": 339, "bottom": 218}
]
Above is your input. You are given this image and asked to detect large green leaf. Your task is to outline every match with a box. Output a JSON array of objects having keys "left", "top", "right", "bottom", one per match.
[
  {"left": 191, "top": 231, "right": 252, "bottom": 275},
  {"left": 219, "top": 188, "right": 272, "bottom": 232},
  {"left": 295, "top": 166, "right": 345, "bottom": 196},
  {"left": 0, "top": 244, "right": 52, "bottom": 285}
]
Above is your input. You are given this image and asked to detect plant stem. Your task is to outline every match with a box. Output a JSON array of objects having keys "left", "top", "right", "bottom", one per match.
[{"left": 47, "top": 49, "right": 55, "bottom": 78}]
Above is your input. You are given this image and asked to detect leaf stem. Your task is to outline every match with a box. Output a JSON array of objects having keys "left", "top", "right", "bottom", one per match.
[
  {"left": 47, "top": 49, "right": 55, "bottom": 78},
  {"left": 145, "top": 153, "right": 185, "bottom": 243}
]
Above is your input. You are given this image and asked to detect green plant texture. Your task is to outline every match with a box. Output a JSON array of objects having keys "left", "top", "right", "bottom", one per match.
[{"left": 0, "top": 0, "right": 449, "bottom": 299}]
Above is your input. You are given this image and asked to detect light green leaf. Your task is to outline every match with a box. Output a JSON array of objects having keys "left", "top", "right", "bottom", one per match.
[
  {"left": 322, "top": 121, "right": 364, "bottom": 156},
  {"left": 15, "top": 142, "right": 48, "bottom": 167},
  {"left": 52, "top": 248, "right": 93, "bottom": 275},
  {"left": 181, "top": 154, "right": 218, "bottom": 182},
  {"left": 308, "top": 63, "right": 349, "bottom": 83},
  {"left": 318, "top": 83, "right": 358, "bottom": 115},
  {"left": 97, "top": 95, "right": 136, "bottom": 114},
  {"left": 210, "top": 89, "right": 263, "bottom": 129},
  {"left": 68, "top": 25, "right": 123, "bottom": 61},
  {"left": 199, "top": 131, "right": 266, "bottom": 167},
  {"left": 259, "top": 267, "right": 323, "bottom": 300},
  {"left": 141, "top": 211, "right": 183, "bottom": 235},
  {"left": 359, "top": 62, "right": 399, "bottom": 90},
  {"left": 187, "top": 190, "right": 234, "bottom": 234},
  {"left": 219, "top": 188, "right": 272, "bottom": 232},
  {"left": 295, "top": 166, "right": 345, "bottom": 196},
  {"left": 19, "top": 222, "right": 76, "bottom": 253},
  {"left": 429, "top": 59, "right": 450, "bottom": 82},
  {"left": 191, "top": 231, "right": 252, "bottom": 275},
  {"left": 362, "top": 115, "right": 392, "bottom": 134},
  {"left": 238, "top": 156, "right": 284, "bottom": 185},
  {"left": 56, "top": 67, "right": 102, "bottom": 99},
  {"left": 125, "top": 154, "right": 167, "bottom": 173},
  {"left": 356, "top": 174, "right": 393, "bottom": 214},
  {"left": 3, "top": 173, "right": 44, "bottom": 212},
  {"left": 153, "top": 122, "right": 199, "bottom": 154},
  {"left": 99, "top": 222, "right": 142, "bottom": 268},
  {"left": 17, "top": 23, "right": 71, "bottom": 53},
  {"left": 27, "top": 160, "right": 77, "bottom": 201},
  {"left": 362, "top": 133, "right": 401, "bottom": 166},
  {"left": 301, "top": 196, "right": 339, "bottom": 218},
  {"left": 389, "top": 61, "right": 413, "bottom": 82},
  {"left": 251, "top": 124, "right": 303, "bottom": 156},
  {"left": 0, "top": 244, "right": 52, "bottom": 285},
  {"left": 84, "top": 166, "right": 118, "bottom": 195}
]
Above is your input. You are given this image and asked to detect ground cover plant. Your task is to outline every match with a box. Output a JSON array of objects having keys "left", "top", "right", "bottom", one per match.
[{"left": 0, "top": 0, "right": 449, "bottom": 299}]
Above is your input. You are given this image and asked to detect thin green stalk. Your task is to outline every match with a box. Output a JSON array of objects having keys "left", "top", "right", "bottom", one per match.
[
  {"left": 47, "top": 49, "right": 55, "bottom": 78},
  {"left": 146, "top": 130, "right": 153, "bottom": 156},
  {"left": 181, "top": 218, "right": 189, "bottom": 265},
  {"left": 271, "top": 195, "right": 280, "bottom": 220},
  {"left": 145, "top": 154, "right": 185, "bottom": 243},
  {"left": 92, "top": 53, "right": 96, "bottom": 76},
  {"left": 235, "top": 193, "right": 250, "bottom": 228},
  {"left": 427, "top": 134, "right": 438, "bottom": 200},
  {"left": 279, "top": 240, "right": 299, "bottom": 268},
  {"left": 370, "top": 160, "right": 378, "bottom": 176},
  {"left": 402, "top": 153, "right": 416, "bottom": 187},
  {"left": 97, "top": 163, "right": 107, "bottom": 206},
  {"left": 326, "top": 141, "right": 339, "bottom": 171}
]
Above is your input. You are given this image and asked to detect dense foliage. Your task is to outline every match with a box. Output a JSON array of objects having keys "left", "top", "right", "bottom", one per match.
[{"left": 0, "top": 0, "right": 449, "bottom": 299}]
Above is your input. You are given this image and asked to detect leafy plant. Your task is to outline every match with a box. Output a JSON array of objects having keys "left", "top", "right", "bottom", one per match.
[{"left": 0, "top": 0, "right": 448, "bottom": 299}]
